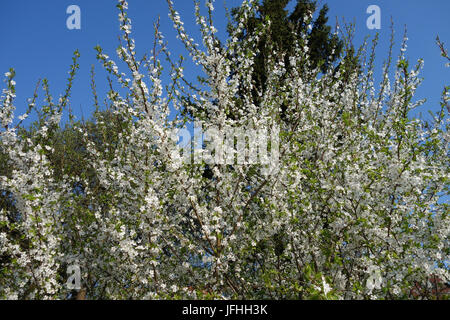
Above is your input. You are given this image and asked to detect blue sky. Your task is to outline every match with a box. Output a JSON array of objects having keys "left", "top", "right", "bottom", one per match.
[{"left": 0, "top": 0, "right": 449, "bottom": 125}]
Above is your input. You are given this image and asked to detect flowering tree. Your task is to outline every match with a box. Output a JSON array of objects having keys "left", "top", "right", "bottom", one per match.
[{"left": 0, "top": 0, "right": 448, "bottom": 300}]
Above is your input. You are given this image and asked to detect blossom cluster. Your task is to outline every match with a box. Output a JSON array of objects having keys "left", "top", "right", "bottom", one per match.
[{"left": 0, "top": 0, "right": 448, "bottom": 300}]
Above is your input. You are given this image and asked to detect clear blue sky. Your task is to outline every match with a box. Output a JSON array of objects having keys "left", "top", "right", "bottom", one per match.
[{"left": 0, "top": 0, "right": 449, "bottom": 125}]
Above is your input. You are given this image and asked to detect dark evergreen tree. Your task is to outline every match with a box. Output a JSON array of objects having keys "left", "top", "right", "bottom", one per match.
[
  {"left": 182, "top": 0, "right": 354, "bottom": 122},
  {"left": 231, "top": 0, "right": 343, "bottom": 92}
]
